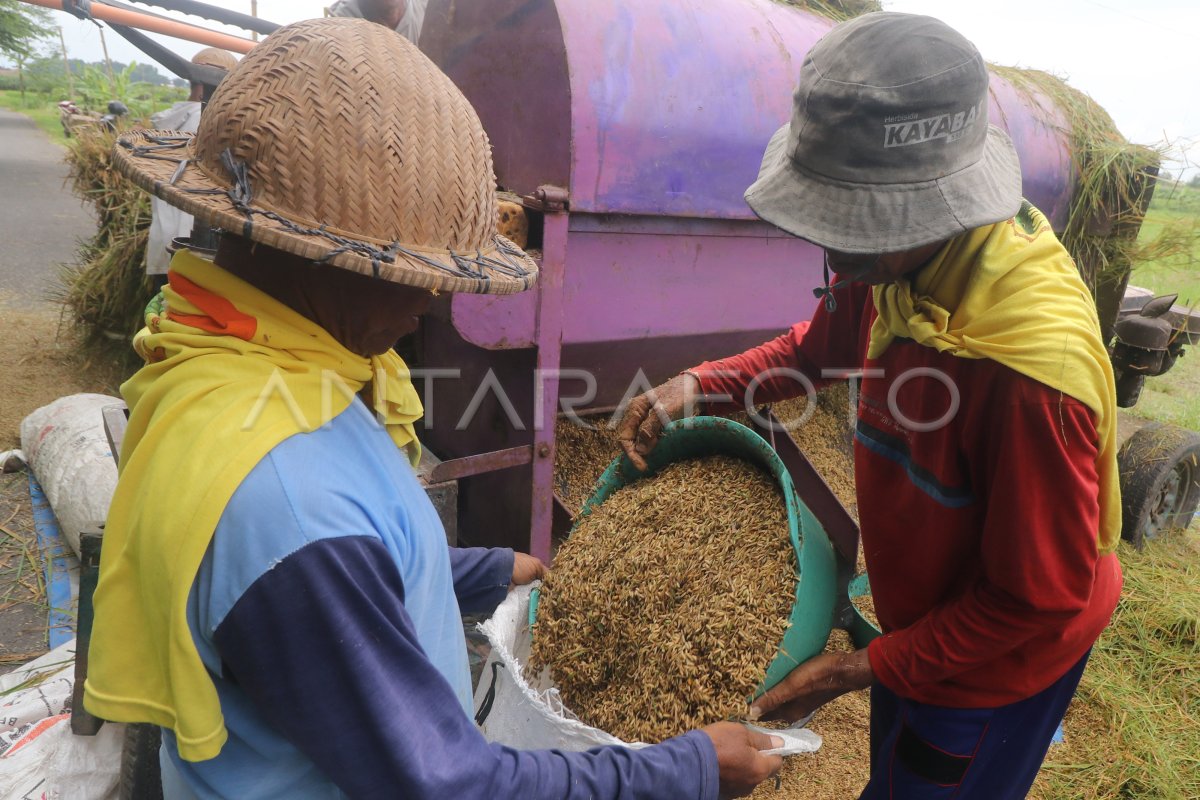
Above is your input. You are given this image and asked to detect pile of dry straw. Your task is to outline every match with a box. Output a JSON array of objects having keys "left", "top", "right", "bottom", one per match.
[{"left": 59, "top": 128, "right": 153, "bottom": 374}]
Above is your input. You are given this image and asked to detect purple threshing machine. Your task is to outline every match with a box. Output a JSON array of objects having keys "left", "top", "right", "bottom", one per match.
[{"left": 414, "top": 0, "right": 1200, "bottom": 559}]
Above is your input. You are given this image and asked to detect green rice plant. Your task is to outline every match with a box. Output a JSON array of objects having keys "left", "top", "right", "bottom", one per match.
[{"left": 1034, "top": 539, "right": 1200, "bottom": 800}]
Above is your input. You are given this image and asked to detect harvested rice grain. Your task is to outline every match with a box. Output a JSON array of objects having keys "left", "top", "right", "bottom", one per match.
[
  {"left": 552, "top": 383, "right": 858, "bottom": 522},
  {"left": 851, "top": 591, "right": 879, "bottom": 630},
  {"left": 531, "top": 455, "right": 795, "bottom": 743},
  {"left": 749, "top": 630, "right": 872, "bottom": 799},
  {"left": 554, "top": 417, "right": 621, "bottom": 514}
]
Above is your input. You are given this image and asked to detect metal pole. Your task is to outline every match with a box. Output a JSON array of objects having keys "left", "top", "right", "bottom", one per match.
[
  {"left": 126, "top": 0, "right": 278, "bottom": 35},
  {"left": 251, "top": 0, "right": 258, "bottom": 42},
  {"left": 18, "top": 0, "right": 257, "bottom": 54}
]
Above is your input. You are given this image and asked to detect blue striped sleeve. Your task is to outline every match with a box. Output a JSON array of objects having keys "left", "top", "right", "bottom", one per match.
[
  {"left": 449, "top": 546, "right": 514, "bottom": 614},
  {"left": 213, "top": 535, "right": 718, "bottom": 800}
]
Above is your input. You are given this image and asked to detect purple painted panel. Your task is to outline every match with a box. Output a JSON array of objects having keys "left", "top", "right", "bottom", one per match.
[
  {"left": 988, "top": 74, "right": 1074, "bottom": 231},
  {"left": 552, "top": 0, "right": 1078, "bottom": 221},
  {"left": 432, "top": 0, "right": 1083, "bottom": 354},
  {"left": 559, "top": 223, "right": 822, "bottom": 344},
  {"left": 452, "top": 290, "right": 537, "bottom": 350},
  {"left": 529, "top": 210, "right": 571, "bottom": 560},
  {"left": 422, "top": 0, "right": 572, "bottom": 199},
  {"left": 451, "top": 217, "right": 824, "bottom": 349},
  {"left": 423, "top": 0, "right": 1079, "bottom": 224},
  {"left": 559, "top": 0, "right": 830, "bottom": 219}
]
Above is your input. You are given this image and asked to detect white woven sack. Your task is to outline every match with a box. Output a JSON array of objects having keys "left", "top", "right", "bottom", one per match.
[
  {"left": 473, "top": 585, "right": 821, "bottom": 757},
  {"left": 20, "top": 394, "right": 122, "bottom": 557},
  {"left": 0, "top": 640, "right": 123, "bottom": 799}
]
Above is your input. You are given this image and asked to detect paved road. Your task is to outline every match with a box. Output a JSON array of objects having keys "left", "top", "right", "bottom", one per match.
[{"left": 0, "top": 109, "right": 96, "bottom": 303}]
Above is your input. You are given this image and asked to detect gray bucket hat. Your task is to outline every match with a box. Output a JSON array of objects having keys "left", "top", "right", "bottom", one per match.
[{"left": 745, "top": 12, "right": 1023, "bottom": 254}]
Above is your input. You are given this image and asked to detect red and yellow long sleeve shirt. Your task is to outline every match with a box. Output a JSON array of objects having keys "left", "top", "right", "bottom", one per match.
[{"left": 694, "top": 278, "right": 1121, "bottom": 707}]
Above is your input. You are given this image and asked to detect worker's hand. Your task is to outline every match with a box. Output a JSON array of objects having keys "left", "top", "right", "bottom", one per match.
[
  {"left": 702, "top": 721, "right": 783, "bottom": 799},
  {"left": 616, "top": 372, "right": 702, "bottom": 471},
  {"left": 510, "top": 552, "right": 548, "bottom": 587},
  {"left": 749, "top": 649, "right": 874, "bottom": 723}
]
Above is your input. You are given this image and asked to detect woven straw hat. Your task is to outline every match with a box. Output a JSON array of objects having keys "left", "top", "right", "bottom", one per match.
[
  {"left": 190, "top": 47, "right": 237, "bottom": 72},
  {"left": 113, "top": 18, "right": 537, "bottom": 294}
]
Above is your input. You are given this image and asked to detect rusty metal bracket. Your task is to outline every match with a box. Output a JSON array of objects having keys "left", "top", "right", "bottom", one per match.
[
  {"left": 70, "top": 528, "right": 106, "bottom": 735},
  {"left": 522, "top": 185, "right": 569, "bottom": 213},
  {"left": 748, "top": 409, "right": 860, "bottom": 565},
  {"left": 428, "top": 445, "right": 534, "bottom": 484}
]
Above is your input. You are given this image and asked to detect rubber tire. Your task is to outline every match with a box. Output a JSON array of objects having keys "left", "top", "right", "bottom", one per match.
[
  {"left": 119, "top": 723, "right": 163, "bottom": 800},
  {"left": 1117, "top": 422, "right": 1200, "bottom": 549}
]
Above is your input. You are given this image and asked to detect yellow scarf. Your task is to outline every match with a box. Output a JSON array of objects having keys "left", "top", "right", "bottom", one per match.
[
  {"left": 84, "top": 250, "right": 424, "bottom": 761},
  {"left": 869, "top": 202, "right": 1120, "bottom": 554}
]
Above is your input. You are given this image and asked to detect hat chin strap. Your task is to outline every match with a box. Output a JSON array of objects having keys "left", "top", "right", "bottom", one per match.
[{"left": 813, "top": 251, "right": 875, "bottom": 312}]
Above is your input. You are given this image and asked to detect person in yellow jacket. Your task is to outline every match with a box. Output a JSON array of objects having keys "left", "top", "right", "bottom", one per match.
[
  {"left": 86, "top": 18, "right": 780, "bottom": 800},
  {"left": 619, "top": 12, "right": 1121, "bottom": 800}
]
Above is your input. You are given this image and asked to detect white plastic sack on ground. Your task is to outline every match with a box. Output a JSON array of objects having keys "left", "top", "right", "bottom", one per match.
[
  {"left": 473, "top": 585, "right": 821, "bottom": 757},
  {"left": 0, "top": 640, "right": 122, "bottom": 799},
  {"left": 20, "top": 394, "right": 122, "bottom": 557}
]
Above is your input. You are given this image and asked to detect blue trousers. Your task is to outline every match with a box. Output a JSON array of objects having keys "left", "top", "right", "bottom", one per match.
[{"left": 860, "top": 650, "right": 1090, "bottom": 799}]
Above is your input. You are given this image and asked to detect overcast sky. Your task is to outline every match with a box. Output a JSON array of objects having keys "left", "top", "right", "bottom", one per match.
[{"left": 19, "top": 0, "right": 1200, "bottom": 176}]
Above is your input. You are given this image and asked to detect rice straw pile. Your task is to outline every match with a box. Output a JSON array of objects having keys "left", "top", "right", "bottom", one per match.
[
  {"left": 772, "top": 0, "right": 881, "bottom": 22},
  {"left": 58, "top": 127, "right": 153, "bottom": 374},
  {"left": 988, "top": 66, "right": 1194, "bottom": 335},
  {"left": 531, "top": 455, "right": 796, "bottom": 743}
]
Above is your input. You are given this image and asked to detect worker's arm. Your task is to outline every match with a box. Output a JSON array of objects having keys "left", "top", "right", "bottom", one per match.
[
  {"left": 211, "top": 536, "right": 735, "bottom": 800},
  {"left": 449, "top": 547, "right": 547, "bottom": 614},
  {"left": 447, "top": 547, "right": 512, "bottom": 613},
  {"left": 690, "top": 278, "right": 872, "bottom": 411},
  {"left": 618, "top": 280, "right": 871, "bottom": 469},
  {"left": 866, "top": 379, "right": 1109, "bottom": 695}
]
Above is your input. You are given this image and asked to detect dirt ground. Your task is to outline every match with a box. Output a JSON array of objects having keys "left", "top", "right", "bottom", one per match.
[
  {"left": 0, "top": 293, "right": 124, "bottom": 450},
  {"left": 0, "top": 292, "right": 122, "bottom": 671},
  {"left": 0, "top": 469, "right": 46, "bottom": 669}
]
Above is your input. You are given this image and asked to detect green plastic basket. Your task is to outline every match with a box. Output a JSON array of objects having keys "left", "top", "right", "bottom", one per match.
[{"left": 532, "top": 416, "right": 837, "bottom": 698}]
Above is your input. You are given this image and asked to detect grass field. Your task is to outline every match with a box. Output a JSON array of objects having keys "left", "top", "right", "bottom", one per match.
[
  {"left": 1135, "top": 181, "right": 1200, "bottom": 299},
  {"left": 0, "top": 90, "right": 67, "bottom": 145},
  {"left": 1125, "top": 181, "right": 1200, "bottom": 430},
  {"left": 1034, "top": 536, "right": 1199, "bottom": 800}
]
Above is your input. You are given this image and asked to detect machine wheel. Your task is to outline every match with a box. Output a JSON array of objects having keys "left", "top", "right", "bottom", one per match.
[
  {"left": 1118, "top": 422, "right": 1200, "bottom": 549},
  {"left": 119, "top": 723, "right": 163, "bottom": 800}
]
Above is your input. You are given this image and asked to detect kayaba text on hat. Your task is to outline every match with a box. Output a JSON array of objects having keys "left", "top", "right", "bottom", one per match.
[{"left": 883, "top": 103, "right": 981, "bottom": 148}]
